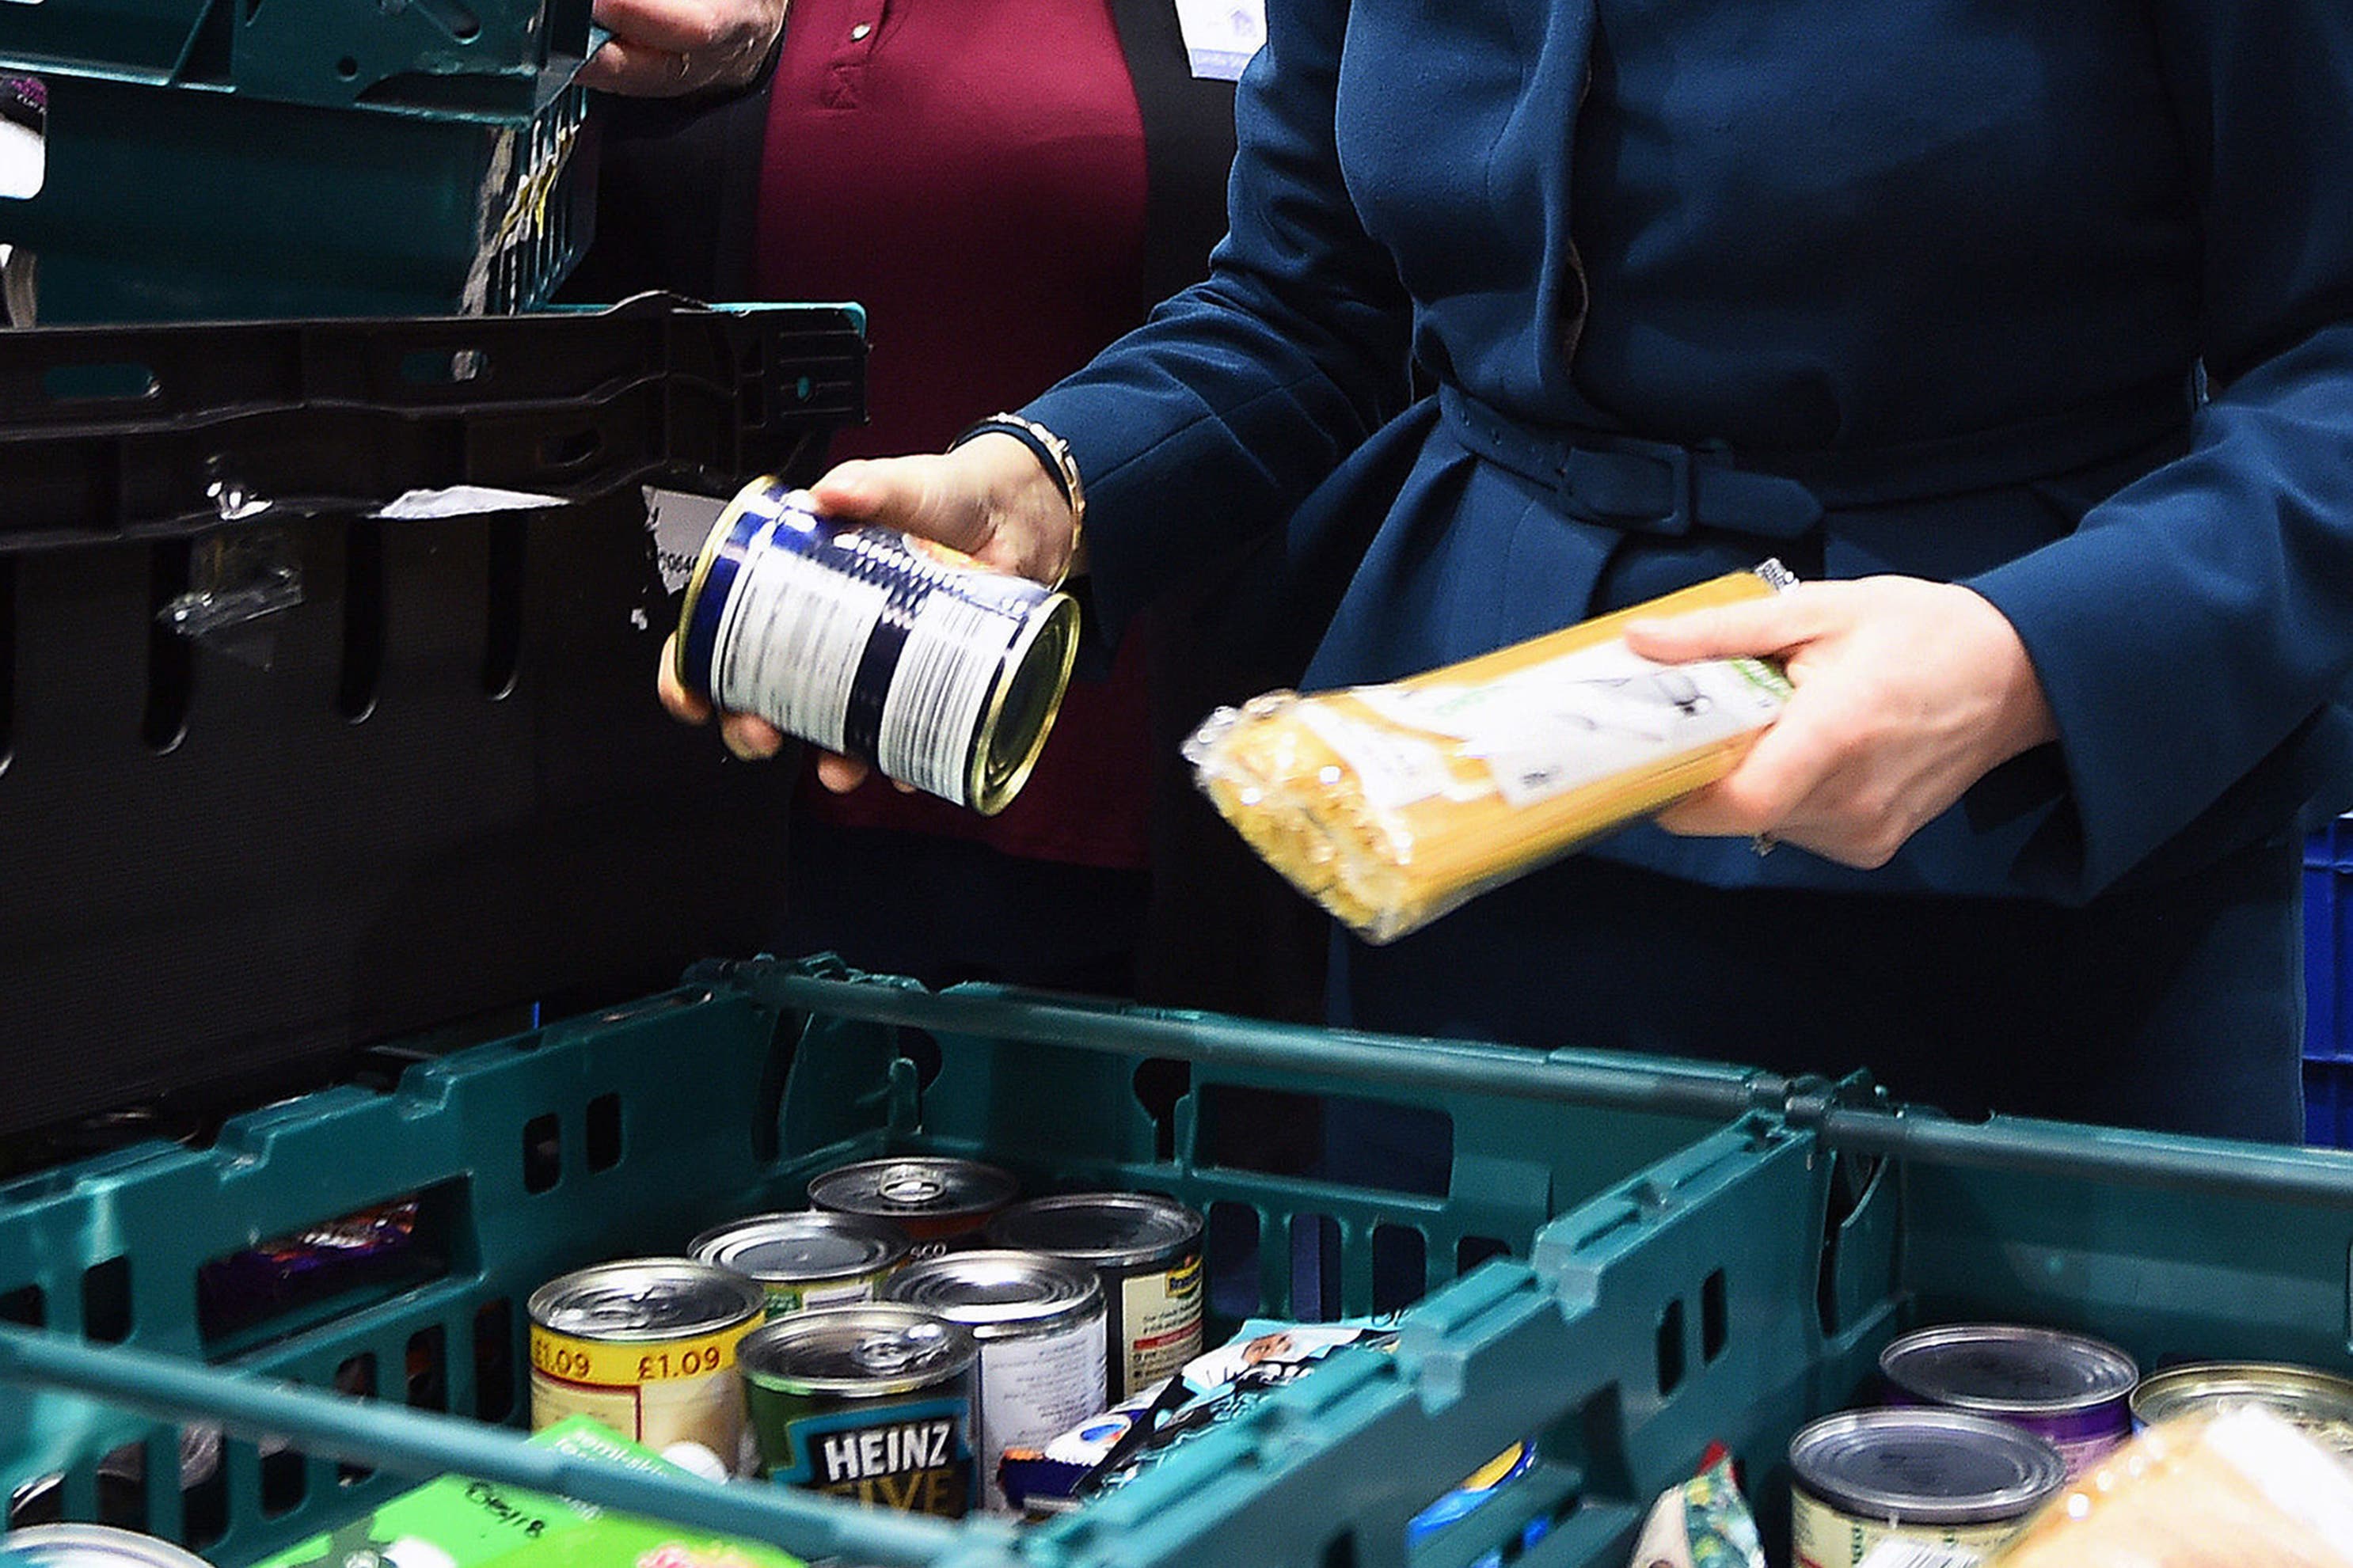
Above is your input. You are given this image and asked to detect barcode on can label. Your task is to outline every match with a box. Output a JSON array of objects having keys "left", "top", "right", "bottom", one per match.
[
  {"left": 1854, "top": 1546, "right": 1985, "bottom": 1568},
  {"left": 883, "top": 594, "right": 1017, "bottom": 802}
]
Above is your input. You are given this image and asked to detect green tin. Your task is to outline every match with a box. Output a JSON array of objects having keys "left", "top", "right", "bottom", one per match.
[{"left": 739, "top": 1304, "right": 980, "bottom": 1518}]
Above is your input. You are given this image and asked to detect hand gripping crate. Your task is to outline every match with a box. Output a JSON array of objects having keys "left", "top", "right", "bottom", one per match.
[
  {"left": 0, "top": 296, "right": 865, "bottom": 1152},
  {"left": 0, "top": 0, "right": 598, "bottom": 323},
  {"left": 0, "top": 957, "right": 1794, "bottom": 1568}
]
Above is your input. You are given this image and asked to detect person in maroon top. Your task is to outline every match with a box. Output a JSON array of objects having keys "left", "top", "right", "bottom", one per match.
[{"left": 571, "top": 0, "right": 1321, "bottom": 1007}]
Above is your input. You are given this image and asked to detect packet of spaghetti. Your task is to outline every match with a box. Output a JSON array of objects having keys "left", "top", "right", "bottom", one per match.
[{"left": 1184, "top": 563, "right": 1796, "bottom": 943}]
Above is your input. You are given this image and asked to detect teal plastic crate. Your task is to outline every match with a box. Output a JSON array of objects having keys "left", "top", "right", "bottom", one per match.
[
  {"left": 0, "top": 0, "right": 594, "bottom": 121},
  {"left": 0, "top": 957, "right": 1785, "bottom": 1568},
  {"left": 0, "top": 67, "right": 589, "bottom": 324}
]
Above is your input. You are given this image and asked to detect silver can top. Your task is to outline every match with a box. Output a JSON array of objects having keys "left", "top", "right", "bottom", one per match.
[
  {"left": 2, "top": 1526, "right": 217, "bottom": 1568},
  {"left": 808, "top": 1158, "right": 1020, "bottom": 1220},
  {"left": 739, "top": 1304, "right": 979, "bottom": 1397},
  {"left": 2131, "top": 1361, "right": 2353, "bottom": 1457},
  {"left": 1880, "top": 1323, "right": 2139, "bottom": 1417},
  {"left": 1789, "top": 1408, "right": 2068, "bottom": 1525},
  {"left": 528, "top": 1257, "right": 766, "bottom": 1341},
  {"left": 690, "top": 1211, "right": 912, "bottom": 1285},
  {"left": 882, "top": 1249, "right": 1103, "bottom": 1338},
  {"left": 983, "top": 1192, "right": 1204, "bottom": 1268}
]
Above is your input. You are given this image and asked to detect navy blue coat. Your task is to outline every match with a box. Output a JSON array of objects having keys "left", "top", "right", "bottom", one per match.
[{"left": 1027, "top": 0, "right": 2353, "bottom": 906}]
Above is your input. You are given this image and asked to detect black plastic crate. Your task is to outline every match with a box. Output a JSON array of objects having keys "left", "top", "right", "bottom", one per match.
[{"left": 0, "top": 297, "right": 865, "bottom": 1148}]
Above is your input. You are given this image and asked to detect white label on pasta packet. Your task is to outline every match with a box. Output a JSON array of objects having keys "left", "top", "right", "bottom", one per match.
[
  {"left": 1173, "top": 0, "right": 1264, "bottom": 80},
  {"left": 1355, "top": 641, "right": 1789, "bottom": 811},
  {"left": 1294, "top": 700, "right": 1458, "bottom": 811}
]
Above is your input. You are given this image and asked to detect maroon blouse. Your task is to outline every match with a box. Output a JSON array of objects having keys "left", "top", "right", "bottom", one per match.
[{"left": 754, "top": 0, "right": 1157, "bottom": 868}]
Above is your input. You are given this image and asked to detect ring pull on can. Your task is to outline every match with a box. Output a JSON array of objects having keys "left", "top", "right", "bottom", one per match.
[{"left": 675, "top": 479, "right": 1081, "bottom": 814}]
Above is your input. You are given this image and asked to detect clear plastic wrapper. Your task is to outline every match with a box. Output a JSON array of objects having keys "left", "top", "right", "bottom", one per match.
[
  {"left": 1988, "top": 1406, "right": 2353, "bottom": 1567},
  {"left": 1184, "top": 564, "right": 1796, "bottom": 942}
]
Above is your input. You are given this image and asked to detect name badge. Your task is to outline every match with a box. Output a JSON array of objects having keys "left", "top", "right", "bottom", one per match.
[{"left": 1173, "top": 0, "right": 1265, "bottom": 82}]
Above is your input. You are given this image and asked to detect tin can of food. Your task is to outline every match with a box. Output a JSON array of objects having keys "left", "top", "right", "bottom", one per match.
[
  {"left": 1788, "top": 1409, "right": 2067, "bottom": 1568},
  {"left": 984, "top": 1192, "right": 1205, "bottom": 1402},
  {"left": 2129, "top": 1361, "right": 2353, "bottom": 1461},
  {"left": 807, "top": 1157, "right": 1020, "bottom": 1251},
  {"left": 884, "top": 1249, "right": 1108, "bottom": 1513},
  {"left": 739, "top": 1303, "right": 980, "bottom": 1517},
  {"left": 1879, "top": 1323, "right": 2138, "bottom": 1479},
  {"left": 527, "top": 1258, "right": 767, "bottom": 1476},
  {"left": 1, "top": 1525, "right": 217, "bottom": 1568},
  {"left": 674, "top": 480, "right": 1081, "bottom": 814},
  {"left": 690, "top": 1210, "right": 914, "bottom": 1319}
]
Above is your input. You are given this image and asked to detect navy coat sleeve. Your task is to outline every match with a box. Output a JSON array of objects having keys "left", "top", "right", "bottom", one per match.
[
  {"left": 1965, "top": 0, "right": 2353, "bottom": 898},
  {"left": 1023, "top": 0, "right": 1416, "bottom": 637}
]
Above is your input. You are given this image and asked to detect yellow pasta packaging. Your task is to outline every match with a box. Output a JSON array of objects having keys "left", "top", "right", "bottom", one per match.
[
  {"left": 1986, "top": 1407, "right": 2353, "bottom": 1568},
  {"left": 1182, "top": 562, "right": 1796, "bottom": 943}
]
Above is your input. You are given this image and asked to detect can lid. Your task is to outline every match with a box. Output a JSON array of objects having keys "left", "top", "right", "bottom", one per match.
[
  {"left": 881, "top": 1249, "right": 1103, "bottom": 1334},
  {"left": 1789, "top": 1409, "right": 2068, "bottom": 1524},
  {"left": 739, "top": 1304, "right": 979, "bottom": 1395},
  {"left": 690, "top": 1211, "right": 911, "bottom": 1284},
  {"left": 808, "top": 1158, "right": 1020, "bottom": 1218},
  {"left": 528, "top": 1258, "right": 767, "bottom": 1340},
  {"left": 2131, "top": 1361, "right": 2353, "bottom": 1452},
  {"left": 1880, "top": 1323, "right": 2139, "bottom": 1416},
  {"left": 3, "top": 1526, "right": 217, "bottom": 1568},
  {"left": 984, "top": 1193, "right": 1203, "bottom": 1266}
]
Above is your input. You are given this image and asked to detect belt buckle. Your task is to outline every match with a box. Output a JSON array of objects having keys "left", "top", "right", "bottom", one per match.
[{"left": 1560, "top": 437, "right": 1697, "bottom": 537}]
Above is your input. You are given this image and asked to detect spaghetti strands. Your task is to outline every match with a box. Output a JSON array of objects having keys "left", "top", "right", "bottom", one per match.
[{"left": 1184, "top": 564, "right": 1796, "bottom": 943}]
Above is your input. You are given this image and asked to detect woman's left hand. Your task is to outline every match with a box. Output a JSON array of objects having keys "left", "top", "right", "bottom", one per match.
[
  {"left": 576, "top": 0, "right": 788, "bottom": 97},
  {"left": 1621, "top": 576, "right": 2060, "bottom": 868}
]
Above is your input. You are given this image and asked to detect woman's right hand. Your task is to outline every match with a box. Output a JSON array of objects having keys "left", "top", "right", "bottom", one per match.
[{"left": 656, "top": 432, "right": 1084, "bottom": 790}]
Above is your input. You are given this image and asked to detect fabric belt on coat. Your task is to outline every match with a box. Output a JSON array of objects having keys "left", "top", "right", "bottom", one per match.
[{"left": 1438, "top": 378, "right": 2196, "bottom": 541}]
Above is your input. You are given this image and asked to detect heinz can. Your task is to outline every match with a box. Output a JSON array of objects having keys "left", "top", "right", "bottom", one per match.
[
  {"left": 884, "top": 1250, "right": 1108, "bottom": 1513},
  {"left": 1879, "top": 1323, "right": 2138, "bottom": 1479},
  {"left": 690, "top": 1210, "right": 913, "bottom": 1319},
  {"left": 2130, "top": 1361, "right": 2353, "bottom": 1461},
  {"left": 527, "top": 1259, "right": 767, "bottom": 1476},
  {"left": 1788, "top": 1409, "right": 2066, "bottom": 1568},
  {"left": 807, "top": 1157, "right": 1020, "bottom": 1251},
  {"left": 984, "top": 1192, "right": 1204, "bottom": 1402},
  {"left": 739, "top": 1303, "right": 979, "bottom": 1517},
  {"left": 674, "top": 480, "right": 1080, "bottom": 814}
]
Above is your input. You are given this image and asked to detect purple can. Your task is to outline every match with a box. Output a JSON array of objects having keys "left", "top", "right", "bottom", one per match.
[{"left": 1880, "top": 1323, "right": 2138, "bottom": 1480}]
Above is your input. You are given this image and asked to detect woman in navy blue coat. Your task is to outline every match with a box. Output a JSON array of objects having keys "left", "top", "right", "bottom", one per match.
[{"left": 669, "top": 1, "right": 2353, "bottom": 1141}]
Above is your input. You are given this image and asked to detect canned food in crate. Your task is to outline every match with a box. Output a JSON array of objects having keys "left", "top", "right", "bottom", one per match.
[
  {"left": 984, "top": 1192, "right": 1204, "bottom": 1402},
  {"left": 527, "top": 1258, "right": 766, "bottom": 1476},
  {"left": 2129, "top": 1361, "right": 2353, "bottom": 1460},
  {"left": 1, "top": 1524, "right": 216, "bottom": 1568},
  {"left": 674, "top": 480, "right": 1080, "bottom": 814},
  {"left": 1878, "top": 1323, "right": 2138, "bottom": 1479},
  {"left": 739, "top": 1303, "right": 979, "bottom": 1516},
  {"left": 690, "top": 1210, "right": 913, "bottom": 1319},
  {"left": 1789, "top": 1408, "right": 2066, "bottom": 1567},
  {"left": 807, "top": 1157, "right": 1020, "bottom": 1250},
  {"left": 884, "top": 1249, "right": 1107, "bottom": 1513}
]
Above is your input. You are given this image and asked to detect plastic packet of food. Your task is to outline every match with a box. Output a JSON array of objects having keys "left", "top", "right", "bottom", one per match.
[
  {"left": 1184, "top": 563, "right": 1796, "bottom": 943},
  {"left": 1627, "top": 1448, "right": 1766, "bottom": 1568},
  {"left": 1990, "top": 1406, "right": 2353, "bottom": 1567}
]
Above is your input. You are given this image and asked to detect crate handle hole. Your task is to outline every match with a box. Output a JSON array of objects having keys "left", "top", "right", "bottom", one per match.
[
  {"left": 474, "top": 1297, "right": 517, "bottom": 1423},
  {"left": 336, "top": 57, "right": 361, "bottom": 81},
  {"left": 42, "top": 363, "right": 156, "bottom": 404},
  {"left": 1655, "top": 1297, "right": 1686, "bottom": 1395},
  {"left": 523, "top": 1113, "right": 562, "bottom": 1193},
  {"left": 585, "top": 1092, "right": 623, "bottom": 1173},
  {"left": 1701, "top": 1268, "right": 1728, "bottom": 1363},
  {"left": 400, "top": 347, "right": 489, "bottom": 385},
  {"left": 538, "top": 428, "right": 603, "bottom": 470}
]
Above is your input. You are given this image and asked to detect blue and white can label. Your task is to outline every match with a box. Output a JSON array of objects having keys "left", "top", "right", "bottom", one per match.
[{"left": 676, "top": 478, "right": 1079, "bottom": 814}]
